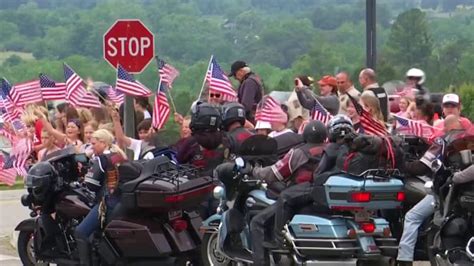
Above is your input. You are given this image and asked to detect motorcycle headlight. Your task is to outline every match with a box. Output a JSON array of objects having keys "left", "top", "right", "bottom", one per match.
[{"left": 213, "top": 185, "right": 225, "bottom": 200}]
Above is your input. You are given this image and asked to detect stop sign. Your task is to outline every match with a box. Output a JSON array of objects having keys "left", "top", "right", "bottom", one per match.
[{"left": 103, "top": 19, "right": 155, "bottom": 74}]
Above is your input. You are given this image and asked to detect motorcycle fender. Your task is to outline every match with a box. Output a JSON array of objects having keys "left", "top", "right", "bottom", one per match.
[
  {"left": 201, "top": 213, "right": 222, "bottom": 233},
  {"left": 15, "top": 218, "right": 37, "bottom": 231}
]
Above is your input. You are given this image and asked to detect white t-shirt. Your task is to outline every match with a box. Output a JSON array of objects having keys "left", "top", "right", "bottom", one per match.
[
  {"left": 128, "top": 138, "right": 155, "bottom": 160},
  {"left": 143, "top": 110, "right": 151, "bottom": 119},
  {"left": 268, "top": 129, "right": 294, "bottom": 138}
]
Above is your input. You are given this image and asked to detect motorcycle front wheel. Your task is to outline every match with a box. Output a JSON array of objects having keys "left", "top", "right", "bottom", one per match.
[
  {"left": 18, "top": 230, "right": 48, "bottom": 266},
  {"left": 201, "top": 232, "right": 233, "bottom": 266}
]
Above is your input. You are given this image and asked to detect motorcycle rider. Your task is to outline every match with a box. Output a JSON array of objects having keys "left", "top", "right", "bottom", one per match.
[
  {"left": 405, "top": 68, "right": 429, "bottom": 97},
  {"left": 176, "top": 102, "right": 228, "bottom": 176},
  {"left": 397, "top": 115, "right": 465, "bottom": 266},
  {"left": 269, "top": 115, "right": 402, "bottom": 248},
  {"left": 75, "top": 129, "right": 127, "bottom": 266},
  {"left": 250, "top": 120, "right": 328, "bottom": 266},
  {"left": 221, "top": 102, "right": 254, "bottom": 158}
]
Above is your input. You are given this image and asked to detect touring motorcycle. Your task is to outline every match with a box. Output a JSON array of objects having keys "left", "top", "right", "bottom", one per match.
[
  {"left": 16, "top": 147, "right": 214, "bottom": 265},
  {"left": 201, "top": 135, "right": 405, "bottom": 265}
]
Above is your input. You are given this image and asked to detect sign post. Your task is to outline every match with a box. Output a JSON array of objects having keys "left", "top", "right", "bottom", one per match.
[{"left": 103, "top": 19, "right": 155, "bottom": 157}]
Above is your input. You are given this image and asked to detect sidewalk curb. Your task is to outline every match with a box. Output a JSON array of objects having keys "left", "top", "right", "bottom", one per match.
[{"left": 9, "top": 231, "right": 18, "bottom": 250}]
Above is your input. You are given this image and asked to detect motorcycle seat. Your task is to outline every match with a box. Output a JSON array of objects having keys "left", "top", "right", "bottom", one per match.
[
  {"left": 265, "top": 182, "right": 287, "bottom": 200},
  {"left": 120, "top": 156, "right": 172, "bottom": 193}
]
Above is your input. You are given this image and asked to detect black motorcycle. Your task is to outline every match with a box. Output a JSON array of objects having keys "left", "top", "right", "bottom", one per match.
[
  {"left": 16, "top": 147, "right": 214, "bottom": 265},
  {"left": 426, "top": 136, "right": 474, "bottom": 265}
]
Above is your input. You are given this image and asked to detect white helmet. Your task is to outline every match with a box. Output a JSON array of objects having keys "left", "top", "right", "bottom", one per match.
[{"left": 405, "top": 68, "right": 426, "bottom": 85}]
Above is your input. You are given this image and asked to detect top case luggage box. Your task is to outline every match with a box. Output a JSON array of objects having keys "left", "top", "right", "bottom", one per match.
[
  {"left": 120, "top": 156, "right": 214, "bottom": 211},
  {"left": 322, "top": 172, "right": 404, "bottom": 211}
]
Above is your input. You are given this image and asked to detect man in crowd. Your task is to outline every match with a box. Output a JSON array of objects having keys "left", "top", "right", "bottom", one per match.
[
  {"left": 359, "top": 68, "right": 389, "bottom": 122},
  {"left": 434, "top": 93, "right": 472, "bottom": 130},
  {"left": 336, "top": 71, "right": 361, "bottom": 115},
  {"left": 221, "top": 102, "right": 254, "bottom": 158},
  {"left": 228, "top": 60, "right": 264, "bottom": 124}
]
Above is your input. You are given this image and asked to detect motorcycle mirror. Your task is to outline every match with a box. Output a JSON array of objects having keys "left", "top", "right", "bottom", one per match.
[
  {"left": 235, "top": 157, "right": 245, "bottom": 169},
  {"left": 467, "top": 237, "right": 474, "bottom": 259},
  {"left": 431, "top": 159, "right": 443, "bottom": 172},
  {"left": 212, "top": 185, "right": 225, "bottom": 200},
  {"left": 424, "top": 181, "right": 434, "bottom": 195}
]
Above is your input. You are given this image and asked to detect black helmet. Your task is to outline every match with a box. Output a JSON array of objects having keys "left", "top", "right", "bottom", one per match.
[
  {"left": 327, "top": 114, "right": 354, "bottom": 142},
  {"left": 221, "top": 102, "right": 246, "bottom": 130},
  {"left": 190, "top": 102, "right": 222, "bottom": 132},
  {"left": 25, "top": 162, "right": 58, "bottom": 203},
  {"left": 303, "top": 120, "right": 327, "bottom": 144}
]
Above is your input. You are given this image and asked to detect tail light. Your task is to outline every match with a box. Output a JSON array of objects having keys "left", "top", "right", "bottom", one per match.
[
  {"left": 164, "top": 184, "right": 215, "bottom": 203},
  {"left": 350, "top": 192, "right": 371, "bottom": 202},
  {"left": 171, "top": 219, "right": 188, "bottom": 233},
  {"left": 360, "top": 222, "right": 375, "bottom": 233},
  {"left": 396, "top": 192, "right": 405, "bottom": 202}
]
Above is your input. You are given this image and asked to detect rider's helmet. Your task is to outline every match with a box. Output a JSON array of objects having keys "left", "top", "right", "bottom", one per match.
[
  {"left": 221, "top": 102, "right": 246, "bottom": 130},
  {"left": 26, "top": 162, "right": 58, "bottom": 203},
  {"left": 190, "top": 102, "right": 222, "bottom": 132},
  {"left": 327, "top": 114, "right": 354, "bottom": 142},
  {"left": 406, "top": 68, "right": 426, "bottom": 85},
  {"left": 303, "top": 120, "right": 327, "bottom": 144}
]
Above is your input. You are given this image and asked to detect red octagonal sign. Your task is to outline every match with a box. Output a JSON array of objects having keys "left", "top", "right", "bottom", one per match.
[{"left": 103, "top": 19, "right": 155, "bottom": 74}]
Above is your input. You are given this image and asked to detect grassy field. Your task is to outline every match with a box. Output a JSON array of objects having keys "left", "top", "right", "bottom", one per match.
[{"left": 0, "top": 51, "right": 35, "bottom": 65}]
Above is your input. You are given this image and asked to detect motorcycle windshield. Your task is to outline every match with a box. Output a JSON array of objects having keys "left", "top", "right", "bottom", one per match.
[{"left": 43, "top": 146, "right": 77, "bottom": 162}]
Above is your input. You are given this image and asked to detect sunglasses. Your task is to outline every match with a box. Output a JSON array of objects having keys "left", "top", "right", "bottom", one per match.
[{"left": 210, "top": 93, "right": 221, "bottom": 98}]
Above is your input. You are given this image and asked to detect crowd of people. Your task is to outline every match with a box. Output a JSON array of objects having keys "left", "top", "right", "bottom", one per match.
[{"left": 1, "top": 60, "right": 473, "bottom": 266}]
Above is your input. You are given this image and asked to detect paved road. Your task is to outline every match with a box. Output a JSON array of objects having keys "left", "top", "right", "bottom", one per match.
[{"left": 0, "top": 189, "right": 28, "bottom": 266}]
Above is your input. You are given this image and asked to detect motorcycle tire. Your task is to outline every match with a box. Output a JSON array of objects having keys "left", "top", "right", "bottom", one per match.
[
  {"left": 201, "top": 232, "right": 233, "bottom": 266},
  {"left": 18, "top": 230, "right": 48, "bottom": 266},
  {"left": 427, "top": 225, "right": 441, "bottom": 266}
]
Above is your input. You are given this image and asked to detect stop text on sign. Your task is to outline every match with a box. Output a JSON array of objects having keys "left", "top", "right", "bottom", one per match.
[
  {"left": 106, "top": 37, "right": 152, "bottom": 57},
  {"left": 103, "top": 19, "right": 155, "bottom": 74}
]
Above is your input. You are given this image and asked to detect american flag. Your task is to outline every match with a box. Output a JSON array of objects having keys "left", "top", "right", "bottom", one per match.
[
  {"left": 0, "top": 151, "right": 17, "bottom": 186},
  {"left": 39, "top": 74, "right": 67, "bottom": 101},
  {"left": 63, "top": 64, "right": 101, "bottom": 108},
  {"left": 11, "top": 138, "right": 32, "bottom": 177},
  {"left": 116, "top": 65, "right": 151, "bottom": 97},
  {"left": 347, "top": 93, "right": 388, "bottom": 137},
  {"left": 206, "top": 57, "right": 237, "bottom": 102},
  {"left": 152, "top": 82, "right": 170, "bottom": 130},
  {"left": 157, "top": 58, "right": 179, "bottom": 88},
  {"left": 107, "top": 86, "right": 124, "bottom": 105},
  {"left": 393, "top": 115, "right": 435, "bottom": 138},
  {"left": 10, "top": 80, "right": 42, "bottom": 107},
  {"left": 255, "top": 95, "right": 283, "bottom": 123},
  {"left": 311, "top": 99, "right": 333, "bottom": 124},
  {"left": 0, "top": 78, "right": 23, "bottom": 123}
]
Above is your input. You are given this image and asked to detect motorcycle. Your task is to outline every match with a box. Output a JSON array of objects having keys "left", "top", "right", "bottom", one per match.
[
  {"left": 201, "top": 135, "right": 406, "bottom": 265},
  {"left": 425, "top": 132, "right": 474, "bottom": 266},
  {"left": 16, "top": 147, "right": 214, "bottom": 265}
]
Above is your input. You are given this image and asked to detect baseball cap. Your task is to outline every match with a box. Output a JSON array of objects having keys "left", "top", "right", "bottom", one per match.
[
  {"left": 228, "top": 61, "right": 248, "bottom": 77},
  {"left": 317, "top": 75, "right": 337, "bottom": 87},
  {"left": 442, "top": 93, "right": 460, "bottom": 106}
]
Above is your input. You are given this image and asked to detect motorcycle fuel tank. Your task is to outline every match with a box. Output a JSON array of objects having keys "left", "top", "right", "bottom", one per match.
[{"left": 55, "top": 192, "right": 91, "bottom": 219}]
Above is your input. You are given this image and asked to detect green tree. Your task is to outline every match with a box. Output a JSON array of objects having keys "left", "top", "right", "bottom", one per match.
[
  {"left": 385, "top": 9, "right": 433, "bottom": 69},
  {"left": 458, "top": 83, "right": 474, "bottom": 120}
]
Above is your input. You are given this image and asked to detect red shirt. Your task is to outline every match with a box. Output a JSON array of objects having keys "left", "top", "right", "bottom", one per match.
[{"left": 34, "top": 119, "right": 43, "bottom": 145}]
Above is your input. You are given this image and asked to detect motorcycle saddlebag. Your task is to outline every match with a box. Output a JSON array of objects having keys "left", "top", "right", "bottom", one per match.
[{"left": 102, "top": 219, "right": 197, "bottom": 258}]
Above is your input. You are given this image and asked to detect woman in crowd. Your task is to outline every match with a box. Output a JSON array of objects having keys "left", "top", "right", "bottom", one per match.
[
  {"left": 36, "top": 109, "right": 84, "bottom": 151},
  {"left": 80, "top": 120, "right": 99, "bottom": 157},
  {"left": 360, "top": 91, "right": 386, "bottom": 128},
  {"left": 37, "top": 130, "right": 59, "bottom": 161},
  {"left": 396, "top": 96, "right": 415, "bottom": 119},
  {"left": 344, "top": 98, "right": 363, "bottom": 133}
]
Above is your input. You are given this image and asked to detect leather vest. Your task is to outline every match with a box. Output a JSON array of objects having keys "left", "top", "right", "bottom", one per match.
[
  {"left": 368, "top": 87, "right": 388, "bottom": 122},
  {"left": 293, "top": 143, "right": 325, "bottom": 183}
]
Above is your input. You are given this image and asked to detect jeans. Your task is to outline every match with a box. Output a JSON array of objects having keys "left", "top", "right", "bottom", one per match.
[
  {"left": 397, "top": 195, "right": 435, "bottom": 261},
  {"left": 75, "top": 196, "right": 118, "bottom": 239}
]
